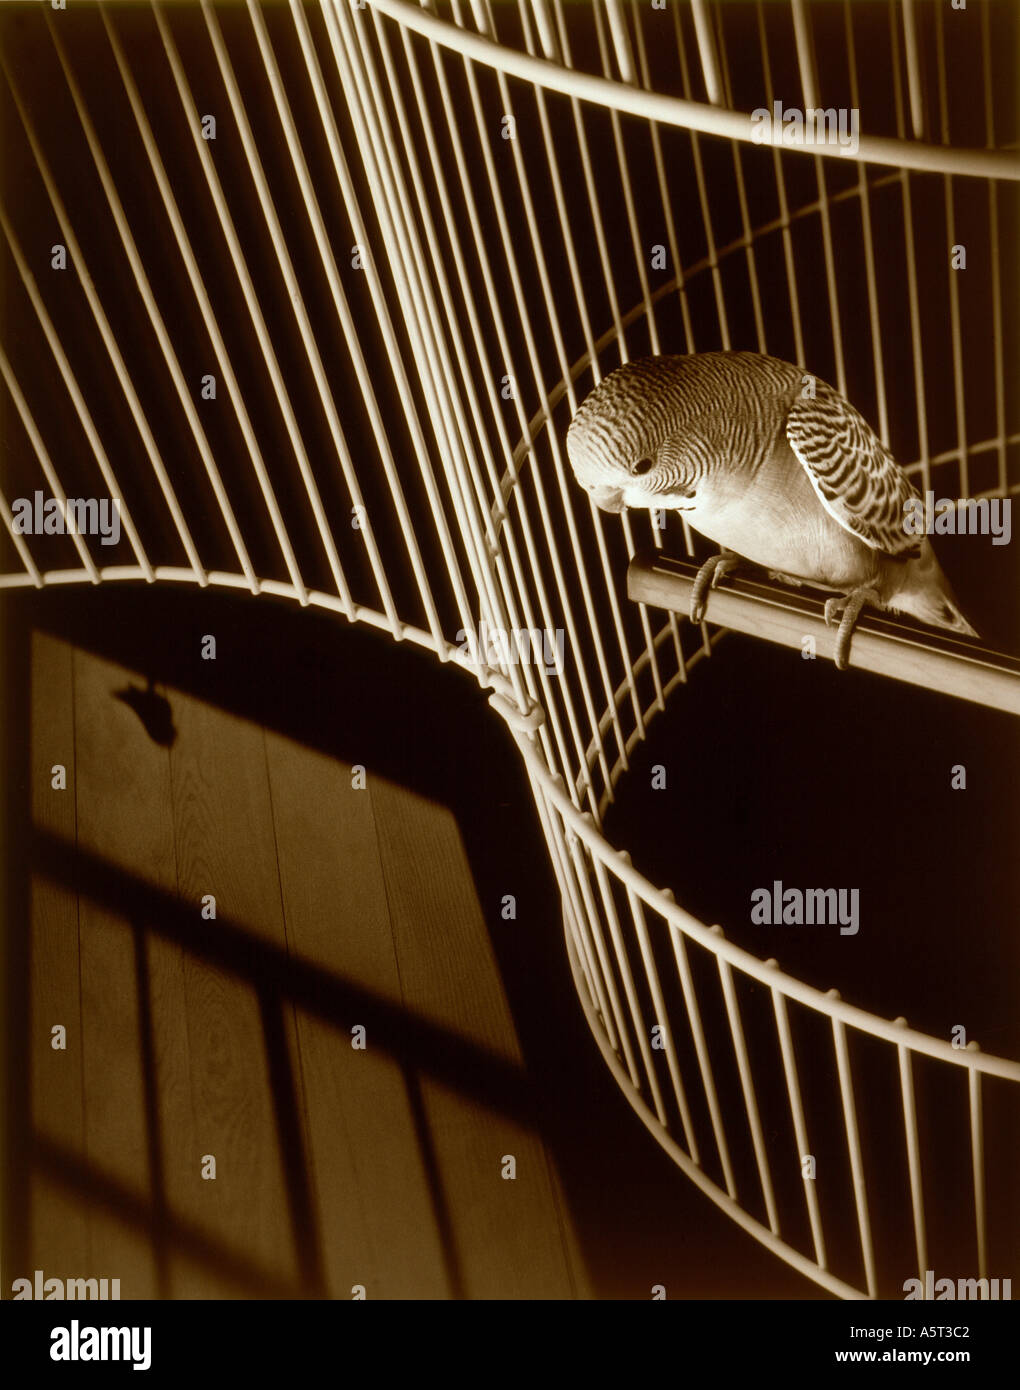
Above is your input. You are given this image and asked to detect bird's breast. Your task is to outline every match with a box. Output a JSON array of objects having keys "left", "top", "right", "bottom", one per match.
[{"left": 685, "top": 442, "right": 878, "bottom": 590}]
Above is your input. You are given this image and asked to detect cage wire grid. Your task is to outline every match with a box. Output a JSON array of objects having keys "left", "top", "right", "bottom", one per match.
[{"left": 0, "top": 0, "right": 1018, "bottom": 1299}]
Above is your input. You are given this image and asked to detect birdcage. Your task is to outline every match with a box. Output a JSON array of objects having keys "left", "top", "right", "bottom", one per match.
[{"left": 2, "top": 0, "right": 1018, "bottom": 1300}]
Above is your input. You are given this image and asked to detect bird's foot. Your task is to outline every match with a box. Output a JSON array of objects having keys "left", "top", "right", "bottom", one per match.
[
  {"left": 690, "top": 551, "right": 739, "bottom": 624},
  {"left": 824, "top": 587, "right": 881, "bottom": 670}
]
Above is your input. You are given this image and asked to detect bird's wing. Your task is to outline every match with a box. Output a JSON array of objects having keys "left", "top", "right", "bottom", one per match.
[{"left": 785, "top": 380, "right": 919, "bottom": 555}]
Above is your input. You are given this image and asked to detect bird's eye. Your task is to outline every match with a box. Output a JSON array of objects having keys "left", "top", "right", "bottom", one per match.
[{"left": 632, "top": 456, "right": 654, "bottom": 476}]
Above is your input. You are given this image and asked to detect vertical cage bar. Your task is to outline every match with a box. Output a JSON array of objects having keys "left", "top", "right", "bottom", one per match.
[
  {"left": 901, "top": 0, "right": 925, "bottom": 140},
  {"left": 2, "top": 42, "right": 208, "bottom": 584},
  {"left": 443, "top": 0, "right": 618, "bottom": 811},
  {"left": 476, "top": 0, "right": 629, "bottom": 787},
  {"left": 672, "top": 4, "right": 730, "bottom": 350},
  {"left": 933, "top": 4, "right": 968, "bottom": 496},
  {"left": 889, "top": 0, "right": 931, "bottom": 491},
  {"left": 531, "top": 779, "right": 602, "bottom": 1014},
  {"left": 313, "top": 0, "right": 471, "bottom": 653},
  {"left": 203, "top": 1, "right": 360, "bottom": 610},
  {"left": 790, "top": 0, "right": 819, "bottom": 109},
  {"left": 713, "top": 11, "right": 767, "bottom": 355},
  {"left": 771, "top": 984, "right": 827, "bottom": 1268},
  {"left": 543, "top": 0, "right": 654, "bottom": 744},
  {"left": 381, "top": 11, "right": 550, "bottom": 728},
  {"left": 666, "top": 898, "right": 737, "bottom": 1199},
  {"left": 980, "top": 3, "right": 1007, "bottom": 496},
  {"left": 589, "top": 0, "right": 661, "bottom": 363},
  {"left": 894, "top": 1020, "right": 928, "bottom": 1279},
  {"left": 551, "top": 0, "right": 628, "bottom": 363},
  {"left": 602, "top": 0, "right": 636, "bottom": 84},
  {"left": 332, "top": 1, "right": 488, "bottom": 642},
  {"left": 396, "top": 9, "right": 585, "bottom": 785},
  {"left": 624, "top": 860, "right": 699, "bottom": 1157},
  {"left": 590, "top": 849, "right": 658, "bottom": 1096},
  {"left": 832, "top": 1010, "right": 878, "bottom": 1296},
  {"left": 717, "top": 942, "right": 779, "bottom": 1234},
  {"left": 0, "top": 202, "right": 153, "bottom": 580},
  {"left": 843, "top": 0, "right": 890, "bottom": 445},
  {"left": 351, "top": 7, "right": 522, "bottom": 653},
  {"left": 567, "top": 832, "right": 633, "bottom": 1058},
  {"left": 289, "top": 0, "right": 456, "bottom": 653},
  {"left": 689, "top": 0, "right": 722, "bottom": 106},
  {"left": 967, "top": 1044, "right": 988, "bottom": 1280},
  {"left": 248, "top": 6, "right": 400, "bottom": 632},
  {"left": 0, "top": 479, "right": 43, "bottom": 585},
  {"left": 628, "top": 12, "right": 696, "bottom": 356},
  {"left": 545, "top": 787, "right": 619, "bottom": 1044},
  {"left": 756, "top": 1, "right": 805, "bottom": 366},
  {"left": 0, "top": 344, "right": 101, "bottom": 582},
  {"left": 151, "top": 3, "right": 314, "bottom": 599}
]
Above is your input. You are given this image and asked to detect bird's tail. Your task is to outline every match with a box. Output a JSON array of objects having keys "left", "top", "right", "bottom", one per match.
[{"left": 887, "top": 542, "right": 979, "bottom": 638}]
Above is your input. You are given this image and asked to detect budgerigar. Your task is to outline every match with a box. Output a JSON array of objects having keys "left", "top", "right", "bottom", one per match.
[{"left": 566, "top": 352, "right": 978, "bottom": 668}]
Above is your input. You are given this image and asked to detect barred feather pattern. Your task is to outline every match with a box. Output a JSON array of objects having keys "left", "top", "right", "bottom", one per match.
[{"left": 786, "top": 379, "right": 920, "bottom": 555}]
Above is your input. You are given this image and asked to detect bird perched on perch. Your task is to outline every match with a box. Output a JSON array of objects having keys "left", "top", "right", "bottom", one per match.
[{"left": 565, "top": 351, "right": 978, "bottom": 669}]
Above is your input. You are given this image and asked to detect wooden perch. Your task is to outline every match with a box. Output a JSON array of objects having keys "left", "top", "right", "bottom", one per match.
[{"left": 628, "top": 552, "right": 1020, "bottom": 717}]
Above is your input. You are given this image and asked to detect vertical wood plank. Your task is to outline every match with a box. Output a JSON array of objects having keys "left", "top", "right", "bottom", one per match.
[
  {"left": 167, "top": 692, "right": 305, "bottom": 1297},
  {"left": 264, "top": 731, "right": 451, "bottom": 1298},
  {"left": 72, "top": 649, "right": 186, "bottom": 1299},
  {"left": 370, "top": 776, "right": 577, "bottom": 1299},
  {"left": 28, "top": 631, "right": 89, "bottom": 1279}
]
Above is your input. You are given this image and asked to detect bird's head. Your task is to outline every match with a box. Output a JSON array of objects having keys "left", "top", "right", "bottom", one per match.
[{"left": 566, "top": 359, "right": 697, "bottom": 515}]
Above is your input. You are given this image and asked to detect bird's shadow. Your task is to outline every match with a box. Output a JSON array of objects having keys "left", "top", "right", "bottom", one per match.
[{"left": 113, "top": 678, "right": 177, "bottom": 747}]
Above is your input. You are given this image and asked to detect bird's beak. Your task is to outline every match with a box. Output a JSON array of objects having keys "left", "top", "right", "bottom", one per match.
[{"left": 588, "top": 485, "right": 626, "bottom": 514}]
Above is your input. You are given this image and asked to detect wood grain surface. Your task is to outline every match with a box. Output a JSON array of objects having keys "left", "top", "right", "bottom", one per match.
[{"left": 24, "top": 636, "right": 580, "bottom": 1299}]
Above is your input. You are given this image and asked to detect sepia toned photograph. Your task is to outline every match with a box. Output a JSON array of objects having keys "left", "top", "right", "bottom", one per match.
[{"left": 1, "top": 0, "right": 1017, "bottom": 1364}]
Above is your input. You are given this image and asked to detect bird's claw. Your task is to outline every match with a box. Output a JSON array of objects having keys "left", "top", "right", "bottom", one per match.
[
  {"left": 823, "top": 596, "right": 844, "bottom": 629},
  {"left": 824, "top": 588, "right": 880, "bottom": 670},
  {"left": 690, "top": 553, "right": 739, "bottom": 624}
]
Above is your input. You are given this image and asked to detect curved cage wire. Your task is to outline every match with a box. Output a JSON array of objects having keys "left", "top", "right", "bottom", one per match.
[{"left": 1, "top": 0, "right": 1018, "bottom": 1299}]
